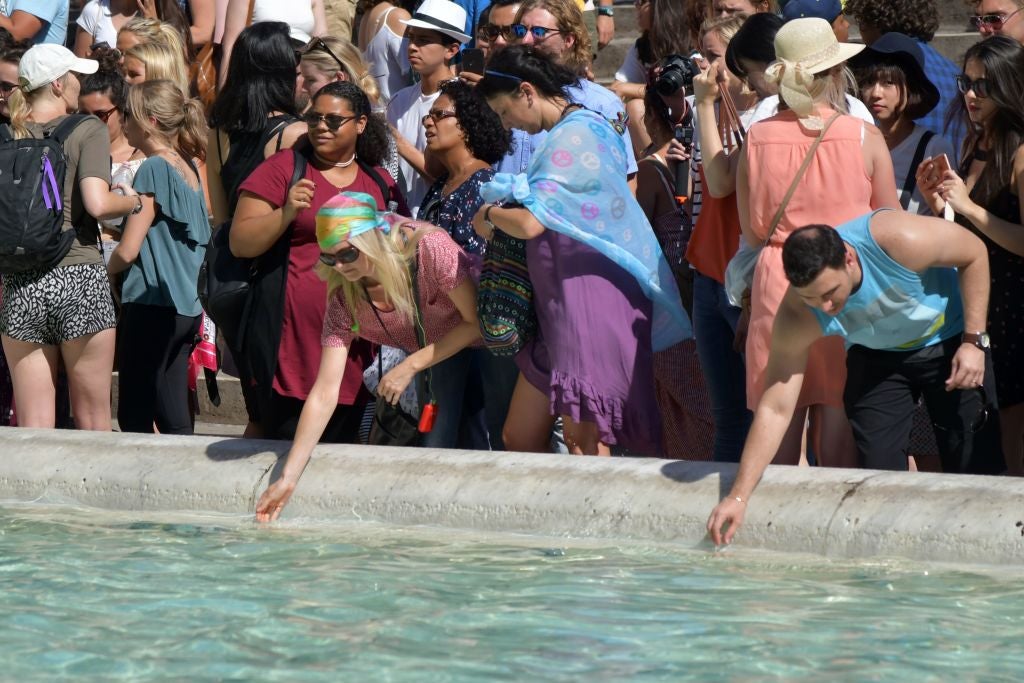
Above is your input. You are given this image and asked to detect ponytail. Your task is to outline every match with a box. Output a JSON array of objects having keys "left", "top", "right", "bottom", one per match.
[
  {"left": 126, "top": 80, "right": 209, "bottom": 161},
  {"left": 8, "top": 86, "right": 31, "bottom": 139},
  {"left": 178, "top": 97, "right": 209, "bottom": 161}
]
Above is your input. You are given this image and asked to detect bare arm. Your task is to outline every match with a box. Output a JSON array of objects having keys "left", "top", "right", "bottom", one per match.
[
  {"left": 189, "top": 0, "right": 216, "bottom": 47},
  {"left": 73, "top": 25, "right": 94, "bottom": 57},
  {"left": 947, "top": 147, "right": 1024, "bottom": 257},
  {"left": 377, "top": 277, "right": 482, "bottom": 404},
  {"left": 107, "top": 194, "right": 156, "bottom": 274},
  {"left": 471, "top": 203, "right": 546, "bottom": 241},
  {"left": 311, "top": 0, "right": 327, "bottom": 37},
  {"left": 255, "top": 343, "right": 350, "bottom": 521},
  {"left": 264, "top": 122, "right": 309, "bottom": 158},
  {"left": 864, "top": 124, "right": 900, "bottom": 210},
  {"left": 694, "top": 63, "right": 738, "bottom": 198},
  {"left": 80, "top": 177, "right": 138, "bottom": 221},
  {"left": 206, "top": 128, "right": 229, "bottom": 226},
  {"left": 736, "top": 145, "right": 758, "bottom": 248},
  {"left": 0, "top": 10, "right": 44, "bottom": 41},
  {"left": 230, "top": 179, "right": 313, "bottom": 258},
  {"left": 390, "top": 124, "right": 434, "bottom": 184},
  {"left": 218, "top": 0, "right": 250, "bottom": 87},
  {"left": 707, "top": 293, "right": 820, "bottom": 545}
]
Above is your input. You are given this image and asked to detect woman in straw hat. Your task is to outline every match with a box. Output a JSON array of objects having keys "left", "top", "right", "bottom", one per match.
[
  {"left": 254, "top": 192, "right": 484, "bottom": 521},
  {"left": 737, "top": 17, "right": 899, "bottom": 467}
]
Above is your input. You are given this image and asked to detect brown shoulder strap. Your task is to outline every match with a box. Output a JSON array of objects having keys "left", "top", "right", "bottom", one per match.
[{"left": 763, "top": 112, "right": 841, "bottom": 246}]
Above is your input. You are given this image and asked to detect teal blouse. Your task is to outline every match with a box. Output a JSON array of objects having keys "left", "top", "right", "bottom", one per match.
[{"left": 122, "top": 156, "right": 210, "bottom": 317}]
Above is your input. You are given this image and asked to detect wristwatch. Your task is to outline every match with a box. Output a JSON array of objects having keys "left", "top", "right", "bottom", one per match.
[
  {"left": 130, "top": 194, "right": 144, "bottom": 215},
  {"left": 483, "top": 204, "right": 499, "bottom": 239},
  {"left": 597, "top": 6, "right": 614, "bottom": 16},
  {"left": 963, "top": 331, "right": 991, "bottom": 350}
]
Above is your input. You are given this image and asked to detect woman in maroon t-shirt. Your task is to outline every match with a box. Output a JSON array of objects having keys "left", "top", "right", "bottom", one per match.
[{"left": 230, "top": 81, "right": 408, "bottom": 442}]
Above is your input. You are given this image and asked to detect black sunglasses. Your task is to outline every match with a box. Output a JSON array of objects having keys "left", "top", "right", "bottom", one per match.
[
  {"left": 481, "top": 23, "right": 516, "bottom": 40},
  {"left": 319, "top": 246, "right": 361, "bottom": 266},
  {"left": 302, "top": 37, "right": 344, "bottom": 70},
  {"left": 0, "top": 80, "right": 17, "bottom": 94},
  {"left": 302, "top": 112, "right": 357, "bottom": 131},
  {"left": 86, "top": 106, "right": 118, "bottom": 123},
  {"left": 956, "top": 75, "right": 991, "bottom": 98},
  {"left": 931, "top": 386, "right": 991, "bottom": 435}
]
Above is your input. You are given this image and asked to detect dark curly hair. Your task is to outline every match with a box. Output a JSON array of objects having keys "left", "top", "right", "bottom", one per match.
[
  {"left": 311, "top": 81, "right": 389, "bottom": 168},
  {"left": 79, "top": 49, "right": 127, "bottom": 108},
  {"left": 843, "top": 0, "right": 940, "bottom": 41},
  {"left": 782, "top": 225, "right": 846, "bottom": 288},
  {"left": 438, "top": 80, "right": 510, "bottom": 164}
]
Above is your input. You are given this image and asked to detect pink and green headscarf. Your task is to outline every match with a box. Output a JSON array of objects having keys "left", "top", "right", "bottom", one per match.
[{"left": 316, "top": 191, "right": 395, "bottom": 250}]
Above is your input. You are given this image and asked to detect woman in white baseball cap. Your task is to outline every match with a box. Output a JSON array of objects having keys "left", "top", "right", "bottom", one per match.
[{"left": 1, "top": 43, "right": 140, "bottom": 433}]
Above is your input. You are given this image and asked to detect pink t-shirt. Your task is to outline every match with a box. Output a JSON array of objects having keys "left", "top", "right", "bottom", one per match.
[{"left": 322, "top": 230, "right": 471, "bottom": 353}]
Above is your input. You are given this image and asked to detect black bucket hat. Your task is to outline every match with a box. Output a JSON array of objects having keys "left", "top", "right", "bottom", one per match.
[{"left": 848, "top": 32, "right": 941, "bottom": 116}]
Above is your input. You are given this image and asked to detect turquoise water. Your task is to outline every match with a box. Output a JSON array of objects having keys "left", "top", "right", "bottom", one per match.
[{"left": 3, "top": 504, "right": 1024, "bottom": 682}]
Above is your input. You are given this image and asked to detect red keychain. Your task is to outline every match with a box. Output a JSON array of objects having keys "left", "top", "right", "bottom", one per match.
[{"left": 418, "top": 400, "right": 437, "bottom": 433}]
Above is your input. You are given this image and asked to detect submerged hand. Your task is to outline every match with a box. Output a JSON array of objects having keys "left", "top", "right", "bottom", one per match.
[
  {"left": 707, "top": 496, "right": 747, "bottom": 546},
  {"left": 255, "top": 478, "right": 297, "bottom": 522}
]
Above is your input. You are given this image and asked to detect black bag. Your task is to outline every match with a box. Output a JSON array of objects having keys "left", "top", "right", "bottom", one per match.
[
  {"left": 0, "top": 115, "right": 89, "bottom": 274},
  {"left": 197, "top": 149, "right": 307, "bottom": 348},
  {"left": 366, "top": 245, "right": 431, "bottom": 447}
]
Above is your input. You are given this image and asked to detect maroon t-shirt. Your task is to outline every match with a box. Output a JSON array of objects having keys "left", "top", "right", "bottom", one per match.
[{"left": 239, "top": 150, "right": 408, "bottom": 403}]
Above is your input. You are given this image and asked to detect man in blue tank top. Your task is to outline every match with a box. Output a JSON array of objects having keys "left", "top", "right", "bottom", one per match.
[{"left": 708, "top": 209, "right": 1006, "bottom": 546}]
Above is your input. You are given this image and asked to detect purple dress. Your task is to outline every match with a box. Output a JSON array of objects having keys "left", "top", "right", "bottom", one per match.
[{"left": 516, "top": 229, "right": 662, "bottom": 455}]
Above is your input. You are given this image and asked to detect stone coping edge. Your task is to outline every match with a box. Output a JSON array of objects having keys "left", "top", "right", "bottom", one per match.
[{"left": 1, "top": 428, "right": 1023, "bottom": 566}]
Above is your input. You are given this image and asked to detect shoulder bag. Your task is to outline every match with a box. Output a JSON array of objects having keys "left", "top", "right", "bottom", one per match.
[
  {"left": 476, "top": 212, "right": 537, "bottom": 357},
  {"left": 723, "top": 112, "right": 841, "bottom": 308}
]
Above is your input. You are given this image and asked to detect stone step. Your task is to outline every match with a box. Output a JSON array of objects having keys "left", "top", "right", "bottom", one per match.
[{"left": 110, "top": 372, "right": 249, "bottom": 426}]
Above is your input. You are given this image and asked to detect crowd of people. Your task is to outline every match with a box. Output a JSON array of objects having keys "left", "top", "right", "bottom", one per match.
[{"left": 0, "top": 0, "right": 1021, "bottom": 535}]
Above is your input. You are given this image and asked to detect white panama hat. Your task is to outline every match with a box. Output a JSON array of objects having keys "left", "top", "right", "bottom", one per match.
[
  {"left": 19, "top": 44, "right": 99, "bottom": 92},
  {"left": 401, "top": 0, "right": 471, "bottom": 44}
]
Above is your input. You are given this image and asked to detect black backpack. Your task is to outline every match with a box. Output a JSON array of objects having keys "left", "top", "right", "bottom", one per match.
[{"left": 0, "top": 115, "right": 89, "bottom": 274}]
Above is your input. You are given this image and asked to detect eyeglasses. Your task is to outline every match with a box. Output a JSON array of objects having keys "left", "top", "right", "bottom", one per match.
[
  {"left": 510, "top": 24, "right": 564, "bottom": 40},
  {"left": 302, "top": 112, "right": 357, "bottom": 131},
  {"left": 421, "top": 108, "right": 458, "bottom": 125},
  {"left": 319, "top": 246, "right": 361, "bottom": 266},
  {"left": 956, "top": 75, "right": 991, "bottom": 98},
  {"left": 302, "top": 37, "right": 344, "bottom": 70},
  {"left": 969, "top": 7, "right": 1023, "bottom": 30},
  {"left": 0, "top": 81, "right": 17, "bottom": 95},
  {"left": 86, "top": 106, "right": 118, "bottom": 123},
  {"left": 481, "top": 23, "right": 516, "bottom": 40},
  {"left": 931, "top": 387, "right": 991, "bottom": 435}
]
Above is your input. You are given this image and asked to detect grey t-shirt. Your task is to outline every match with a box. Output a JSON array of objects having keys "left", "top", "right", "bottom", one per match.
[{"left": 26, "top": 115, "right": 111, "bottom": 267}]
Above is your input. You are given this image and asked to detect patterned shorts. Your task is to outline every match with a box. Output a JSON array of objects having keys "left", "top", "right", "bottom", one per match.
[{"left": 0, "top": 264, "right": 117, "bottom": 345}]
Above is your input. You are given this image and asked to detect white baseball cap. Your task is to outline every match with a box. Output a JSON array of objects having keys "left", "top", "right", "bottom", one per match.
[{"left": 18, "top": 44, "right": 99, "bottom": 92}]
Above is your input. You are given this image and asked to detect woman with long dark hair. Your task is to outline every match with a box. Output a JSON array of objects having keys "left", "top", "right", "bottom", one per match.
[
  {"left": 918, "top": 36, "right": 1024, "bottom": 475},
  {"left": 230, "top": 81, "right": 407, "bottom": 443}
]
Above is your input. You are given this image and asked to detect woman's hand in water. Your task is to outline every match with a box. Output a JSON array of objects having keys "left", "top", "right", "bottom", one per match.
[{"left": 255, "top": 477, "right": 297, "bottom": 522}]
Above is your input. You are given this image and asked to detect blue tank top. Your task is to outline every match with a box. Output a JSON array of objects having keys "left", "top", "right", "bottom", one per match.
[{"left": 811, "top": 210, "right": 963, "bottom": 350}]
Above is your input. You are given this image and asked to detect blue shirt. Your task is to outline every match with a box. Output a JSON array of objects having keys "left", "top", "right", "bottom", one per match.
[
  {"left": 916, "top": 40, "right": 965, "bottom": 166},
  {"left": 496, "top": 79, "right": 638, "bottom": 176},
  {"left": 810, "top": 210, "right": 963, "bottom": 351},
  {"left": 454, "top": 0, "right": 489, "bottom": 45},
  {"left": 2, "top": 0, "right": 68, "bottom": 45},
  {"left": 123, "top": 157, "right": 211, "bottom": 317}
]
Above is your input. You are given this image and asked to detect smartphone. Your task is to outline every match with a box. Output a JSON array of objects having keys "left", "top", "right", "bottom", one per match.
[
  {"left": 461, "top": 48, "right": 486, "bottom": 76},
  {"left": 932, "top": 153, "right": 951, "bottom": 176}
]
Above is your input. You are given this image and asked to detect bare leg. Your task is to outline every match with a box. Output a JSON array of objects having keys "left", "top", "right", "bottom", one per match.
[
  {"left": 502, "top": 373, "right": 556, "bottom": 453},
  {"left": 809, "top": 404, "right": 858, "bottom": 468},
  {"left": 561, "top": 416, "right": 612, "bottom": 456},
  {"left": 1000, "top": 403, "right": 1024, "bottom": 476},
  {"left": 61, "top": 329, "right": 115, "bottom": 431},
  {"left": 1, "top": 335, "right": 59, "bottom": 428}
]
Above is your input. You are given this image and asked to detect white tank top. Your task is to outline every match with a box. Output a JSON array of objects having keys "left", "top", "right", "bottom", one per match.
[
  {"left": 252, "top": 0, "right": 315, "bottom": 43},
  {"left": 363, "top": 7, "right": 411, "bottom": 104}
]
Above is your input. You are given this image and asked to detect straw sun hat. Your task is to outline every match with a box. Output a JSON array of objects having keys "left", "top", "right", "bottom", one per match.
[{"left": 766, "top": 17, "right": 864, "bottom": 127}]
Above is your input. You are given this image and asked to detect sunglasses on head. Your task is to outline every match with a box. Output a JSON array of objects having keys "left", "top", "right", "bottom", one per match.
[
  {"left": 302, "top": 112, "right": 357, "bottom": 131},
  {"left": 956, "top": 75, "right": 991, "bottom": 98},
  {"left": 969, "top": 7, "right": 1023, "bottom": 29},
  {"left": 302, "top": 37, "right": 344, "bottom": 70},
  {"left": 510, "top": 24, "right": 564, "bottom": 40},
  {"left": 319, "top": 246, "right": 361, "bottom": 266}
]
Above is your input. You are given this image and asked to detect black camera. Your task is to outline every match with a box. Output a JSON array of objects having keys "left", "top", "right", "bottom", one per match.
[{"left": 654, "top": 53, "right": 700, "bottom": 96}]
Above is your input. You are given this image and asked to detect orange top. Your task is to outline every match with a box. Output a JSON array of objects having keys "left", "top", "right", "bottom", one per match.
[{"left": 686, "top": 165, "right": 740, "bottom": 284}]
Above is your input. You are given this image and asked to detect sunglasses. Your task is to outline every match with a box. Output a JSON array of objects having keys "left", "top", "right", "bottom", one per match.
[
  {"left": 481, "top": 23, "right": 516, "bottom": 40},
  {"left": 86, "top": 106, "right": 118, "bottom": 122},
  {"left": 510, "top": 24, "right": 564, "bottom": 40},
  {"left": 969, "top": 7, "right": 1023, "bottom": 29},
  {"left": 302, "top": 112, "right": 357, "bottom": 131},
  {"left": 319, "top": 246, "right": 361, "bottom": 266},
  {"left": 0, "top": 80, "right": 17, "bottom": 95},
  {"left": 302, "top": 37, "right": 344, "bottom": 70},
  {"left": 421, "top": 108, "right": 458, "bottom": 125},
  {"left": 956, "top": 75, "right": 991, "bottom": 98},
  {"left": 931, "top": 387, "right": 992, "bottom": 435}
]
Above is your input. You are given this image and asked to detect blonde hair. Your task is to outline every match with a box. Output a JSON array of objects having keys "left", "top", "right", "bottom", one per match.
[
  {"left": 515, "top": 0, "right": 592, "bottom": 76},
  {"left": 8, "top": 74, "right": 70, "bottom": 139},
  {"left": 124, "top": 41, "right": 191, "bottom": 98},
  {"left": 317, "top": 227, "right": 436, "bottom": 329},
  {"left": 301, "top": 37, "right": 381, "bottom": 104},
  {"left": 125, "top": 80, "right": 209, "bottom": 161},
  {"left": 699, "top": 13, "right": 747, "bottom": 46},
  {"left": 803, "top": 65, "right": 856, "bottom": 115},
  {"left": 119, "top": 17, "right": 189, "bottom": 63}
]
